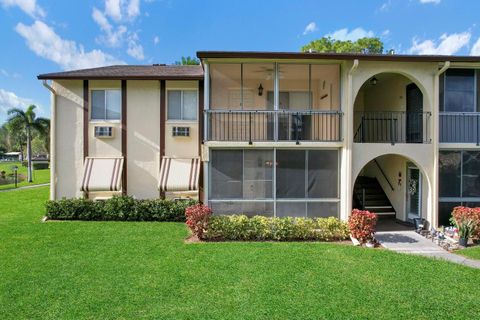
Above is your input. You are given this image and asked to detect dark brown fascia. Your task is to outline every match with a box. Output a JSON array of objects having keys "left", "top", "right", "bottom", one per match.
[
  {"left": 196, "top": 51, "right": 480, "bottom": 63},
  {"left": 37, "top": 75, "right": 204, "bottom": 80}
]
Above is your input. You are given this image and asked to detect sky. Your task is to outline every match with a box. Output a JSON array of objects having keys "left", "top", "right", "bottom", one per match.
[{"left": 1, "top": 0, "right": 480, "bottom": 123}]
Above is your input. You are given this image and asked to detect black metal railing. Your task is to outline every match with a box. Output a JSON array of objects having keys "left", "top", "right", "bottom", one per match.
[
  {"left": 354, "top": 111, "right": 431, "bottom": 144},
  {"left": 440, "top": 112, "right": 480, "bottom": 145},
  {"left": 205, "top": 110, "right": 343, "bottom": 143}
]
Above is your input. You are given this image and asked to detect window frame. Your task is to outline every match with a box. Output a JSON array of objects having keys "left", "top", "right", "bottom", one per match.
[
  {"left": 166, "top": 88, "right": 199, "bottom": 122},
  {"left": 90, "top": 88, "right": 122, "bottom": 122}
]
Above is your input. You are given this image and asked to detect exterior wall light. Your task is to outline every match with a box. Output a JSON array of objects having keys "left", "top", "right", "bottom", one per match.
[
  {"left": 258, "top": 84, "right": 264, "bottom": 96},
  {"left": 370, "top": 76, "right": 378, "bottom": 86}
]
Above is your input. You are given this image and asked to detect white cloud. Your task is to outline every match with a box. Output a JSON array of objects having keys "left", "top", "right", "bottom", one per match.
[
  {"left": 92, "top": 1, "right": 146, "bottom": 60},
  {"left": 470, "top": 38, "right": 480, "bottom": 55},
  {"left": 127, "top": 33, "right": 144, "bottom": 60},
  {"left": 379, "top": 0, "right": 392, "bottom": 12},
  {"left": 92, "top": 7, "right": 127, "bottom": 47},
  {"left": 105, "top": 0, "right": 122, "bottom": 21},
  {"left": 303, "top": 22, "right": 318, "bottom": 35},
  {"left": 326, "top": 27, "right": 375, "bottom": 41},
  {"left": 127, "top": 0, "right": 140, "bottom": 19},
  {"left": 0, "top": 88, "right": 32, "bottom": 116},
  {"left": 419, "top": 0, "right": 440, "bottom": 4},
  {"left": 15, "top": 20, "right": 124, "bottom": 70},
  {"left": 0, "top": 0, "right": 45, "bottom": 18},
  {"left": 153, "top": 35, "right": 159, "bottom": 45},
  {"left": 104, "top": 0, "right": 141, "bottom": 22},
  {"left": 0, "top": 69, "right": 21, "bottom": 79},
  {"left": 409, "top": 32, "right": 471, "bottom": 55}
]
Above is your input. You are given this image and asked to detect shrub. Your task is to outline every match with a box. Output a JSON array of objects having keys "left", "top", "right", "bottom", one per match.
[
  {"left": 185, "top": 204, "right": 212, "bottom": 239},
  {"left": 348, "top": 209, "right": 378, "bottom": 243},
  {"left": 203, "top": 215, "right": 349, "bottom": 242},
  {"left": 451, "top": 206, "right": 480, "bottom": 239},
  {"left": 45, "top": 196, "right": 197, "bottom": 222},
  {"left": 32, "top": 162, "right": 49, "bottom": 170}
]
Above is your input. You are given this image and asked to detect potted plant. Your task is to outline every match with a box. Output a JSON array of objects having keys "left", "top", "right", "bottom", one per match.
[{"left": 456, "top": 219, "right": 476, "bottom": 247}]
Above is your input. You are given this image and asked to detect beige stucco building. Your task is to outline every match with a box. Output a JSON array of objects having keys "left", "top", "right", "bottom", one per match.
[{"left": 39, "top": 51, "right": 480, "bottom": 227}]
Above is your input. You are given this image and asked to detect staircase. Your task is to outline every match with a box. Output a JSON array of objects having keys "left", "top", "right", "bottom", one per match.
[{"left": 353, "top": 176, "right": 396, "bottom": 217}]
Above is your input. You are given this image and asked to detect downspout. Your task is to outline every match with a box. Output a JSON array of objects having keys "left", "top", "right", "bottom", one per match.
[
  {"left": 343, "top": 59, "right": 359, "bottom": 221},
  {"left": 42, "top": 80, "right": 56, "bottom": 200},
  {"left": 431, "top": 61, "right": 450, "bottom": 227}
]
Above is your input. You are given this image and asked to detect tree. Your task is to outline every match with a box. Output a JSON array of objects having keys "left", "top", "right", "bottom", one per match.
[
  {"left": 174, "top": 56, "right": 200, "bottom": 65},
  {"left": 6, "top": 105, "right": 49, "bottom": 182},
  {"left": 301, "top": 37, "right": 384, "bottom": 54}
]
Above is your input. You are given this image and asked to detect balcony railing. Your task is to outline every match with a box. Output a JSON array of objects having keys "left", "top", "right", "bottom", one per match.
[
  {"left": 354, "top": 111, "right": 431, "bottom": 144},
  {"left": 440, "top": 112, "right": 480, "bottom": 144},
  {"left": 205, "top": 110, "right": 343, "bottom": 143}
]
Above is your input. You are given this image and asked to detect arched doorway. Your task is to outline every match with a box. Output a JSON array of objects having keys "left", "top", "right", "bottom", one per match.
[
  {"left": 353, "top": 154, "right": 430, "bottom": 228},
  {"left": 353, "top": 72, "right": 429, "bottom": 144}
]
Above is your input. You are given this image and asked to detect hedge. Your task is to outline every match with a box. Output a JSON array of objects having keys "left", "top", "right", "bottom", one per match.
[
  {"left": 45, "top": 196, "right": 197, "bottom": 221},
  {"left": 203, "top": 215, "right": 349, "bottom": 241}
]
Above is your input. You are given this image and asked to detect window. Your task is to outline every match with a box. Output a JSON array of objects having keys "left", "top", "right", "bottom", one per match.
[
  {"left": 439, "top": 150, "right": 480, "bottom": 226},
  {"left": 441, "top": 69, "right": 478, "bottom": 112},
  {"left": 167, "top": 90, "right": 197, "bottom": 120},
  {"left": 91, "top": 90, "right": 121, "bottom": 120}
]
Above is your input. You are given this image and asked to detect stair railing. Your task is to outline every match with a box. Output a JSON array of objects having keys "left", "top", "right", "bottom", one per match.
[{"left": 373, "top": 159, "right": 394, "bottom": 191}]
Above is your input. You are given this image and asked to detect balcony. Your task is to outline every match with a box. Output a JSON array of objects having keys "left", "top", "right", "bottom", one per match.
[
  {"left": 440, "top": 112, "right": 480, "bottom": 144},
  {"left": 354, "top": 111, "right": 431, "bottom": 144},
  {"left": 205, "top": 110, "right": 343, "bottom": 143}
]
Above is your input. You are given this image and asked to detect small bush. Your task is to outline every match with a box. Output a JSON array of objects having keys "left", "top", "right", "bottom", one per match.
[
  {"left": 45, "top": 196, "right": 197, "bottom": 222},
  {"left": 32, "top": 162, "right": 49, "bottom": 170},
  {"left": 451, "top": 206, "right": 480, "bottom": 239},
  {"left": 185, "top": 204, "right": 212, "bottom": 239},
  {"left": 203, "top": 215, "right": 349, "bottom": 242},
  {"left": 348, "top": 209, "right": 378, "bottom": 243}
]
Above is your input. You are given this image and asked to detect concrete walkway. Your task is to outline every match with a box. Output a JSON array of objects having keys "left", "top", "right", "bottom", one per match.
[
  {"left": 0, "top": 183, "right": 50, "bottom": 192},
  {"left": 376, "top": 230, "right": 480, "bottom": 269}
]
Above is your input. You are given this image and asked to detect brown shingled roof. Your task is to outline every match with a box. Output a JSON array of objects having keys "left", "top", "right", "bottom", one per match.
[
  {"left": 197, "top": 51, "right": 480, "bottom": 63},
  {"left": 37, "top": 64, "right": 204, "bottom": 80}
]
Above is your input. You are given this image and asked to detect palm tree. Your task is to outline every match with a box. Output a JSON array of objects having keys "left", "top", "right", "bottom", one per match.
[
  {"left": 174, "top": 56, "right": 200, "bottom": 65},
  {"left": 7, "top": 105, "right": 49, "bottom": 182}
]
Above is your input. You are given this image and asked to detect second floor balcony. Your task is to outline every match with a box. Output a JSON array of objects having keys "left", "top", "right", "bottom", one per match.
[
  {"left": 354, "top": 111, "right": 432, "bottom": 144},
  {"left": 205, "top": 109, "right": 343, "bottom": 143}
]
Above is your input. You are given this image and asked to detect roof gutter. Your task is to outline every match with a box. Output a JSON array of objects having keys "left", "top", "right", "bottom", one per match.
[{"left": 42, "top": 80, "right": 56, "bottom": 200}]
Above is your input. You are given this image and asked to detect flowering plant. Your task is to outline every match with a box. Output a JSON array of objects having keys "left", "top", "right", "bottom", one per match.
[
  {"left": 348, "top": 209, "right": 378, "bottom": 243},
  {"left": 450, "top": 206, "right": 480, "bottom": 239},
  {"left": 185, "top": 204, "right": 212, "bottom": 239}
]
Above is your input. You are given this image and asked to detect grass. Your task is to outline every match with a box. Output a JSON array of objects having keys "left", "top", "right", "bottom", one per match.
[
  {"left": 1, "top": 187, "right": 480, "bottom": 319},
  {"left": 457, "top": 246, "right": 480, "bottom": 260},
  {"left": 0, "top": 161, "right": 49, "bottom": 190}
]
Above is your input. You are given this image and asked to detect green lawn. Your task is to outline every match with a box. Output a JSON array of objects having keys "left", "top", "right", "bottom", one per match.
[
  {"left": 458, "top": 246, "right": 480, "bottom": 260},
  {"left": 0, "top": 161, "right": 49, "bottom": 190},
  {"left": 1, "top": 188, "right": 480, "bottom": 319}
]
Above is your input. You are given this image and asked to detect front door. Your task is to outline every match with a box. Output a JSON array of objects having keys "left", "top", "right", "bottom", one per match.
[
  {"left": 406, "top": 163, "right": 422, "bottom": 221},
  {"left": 406, "top": 83, "right": 423, "bottom": 143}
]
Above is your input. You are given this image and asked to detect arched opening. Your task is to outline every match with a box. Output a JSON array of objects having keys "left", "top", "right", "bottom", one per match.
[
  {"left": 353, "top": 72, "right": 430, "bottom": 144},
  {"left": 353, "top": 153, "right": 430, "bottom": 230}
]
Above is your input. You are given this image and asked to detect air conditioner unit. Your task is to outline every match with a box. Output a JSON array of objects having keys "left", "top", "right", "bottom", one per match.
[
  {"left": 94, "top": 126, "right": 114, "bottom": 138},
  {"left": 172, "top": 126, "right": 190, "bottom": 137}
]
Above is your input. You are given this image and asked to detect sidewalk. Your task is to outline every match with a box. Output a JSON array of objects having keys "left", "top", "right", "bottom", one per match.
[
  {"left": 376, "top": 230, "right": 480, "bottom": 269},
  {"left": 0, "top": 183, "right": 50, "bottom": 192}
]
